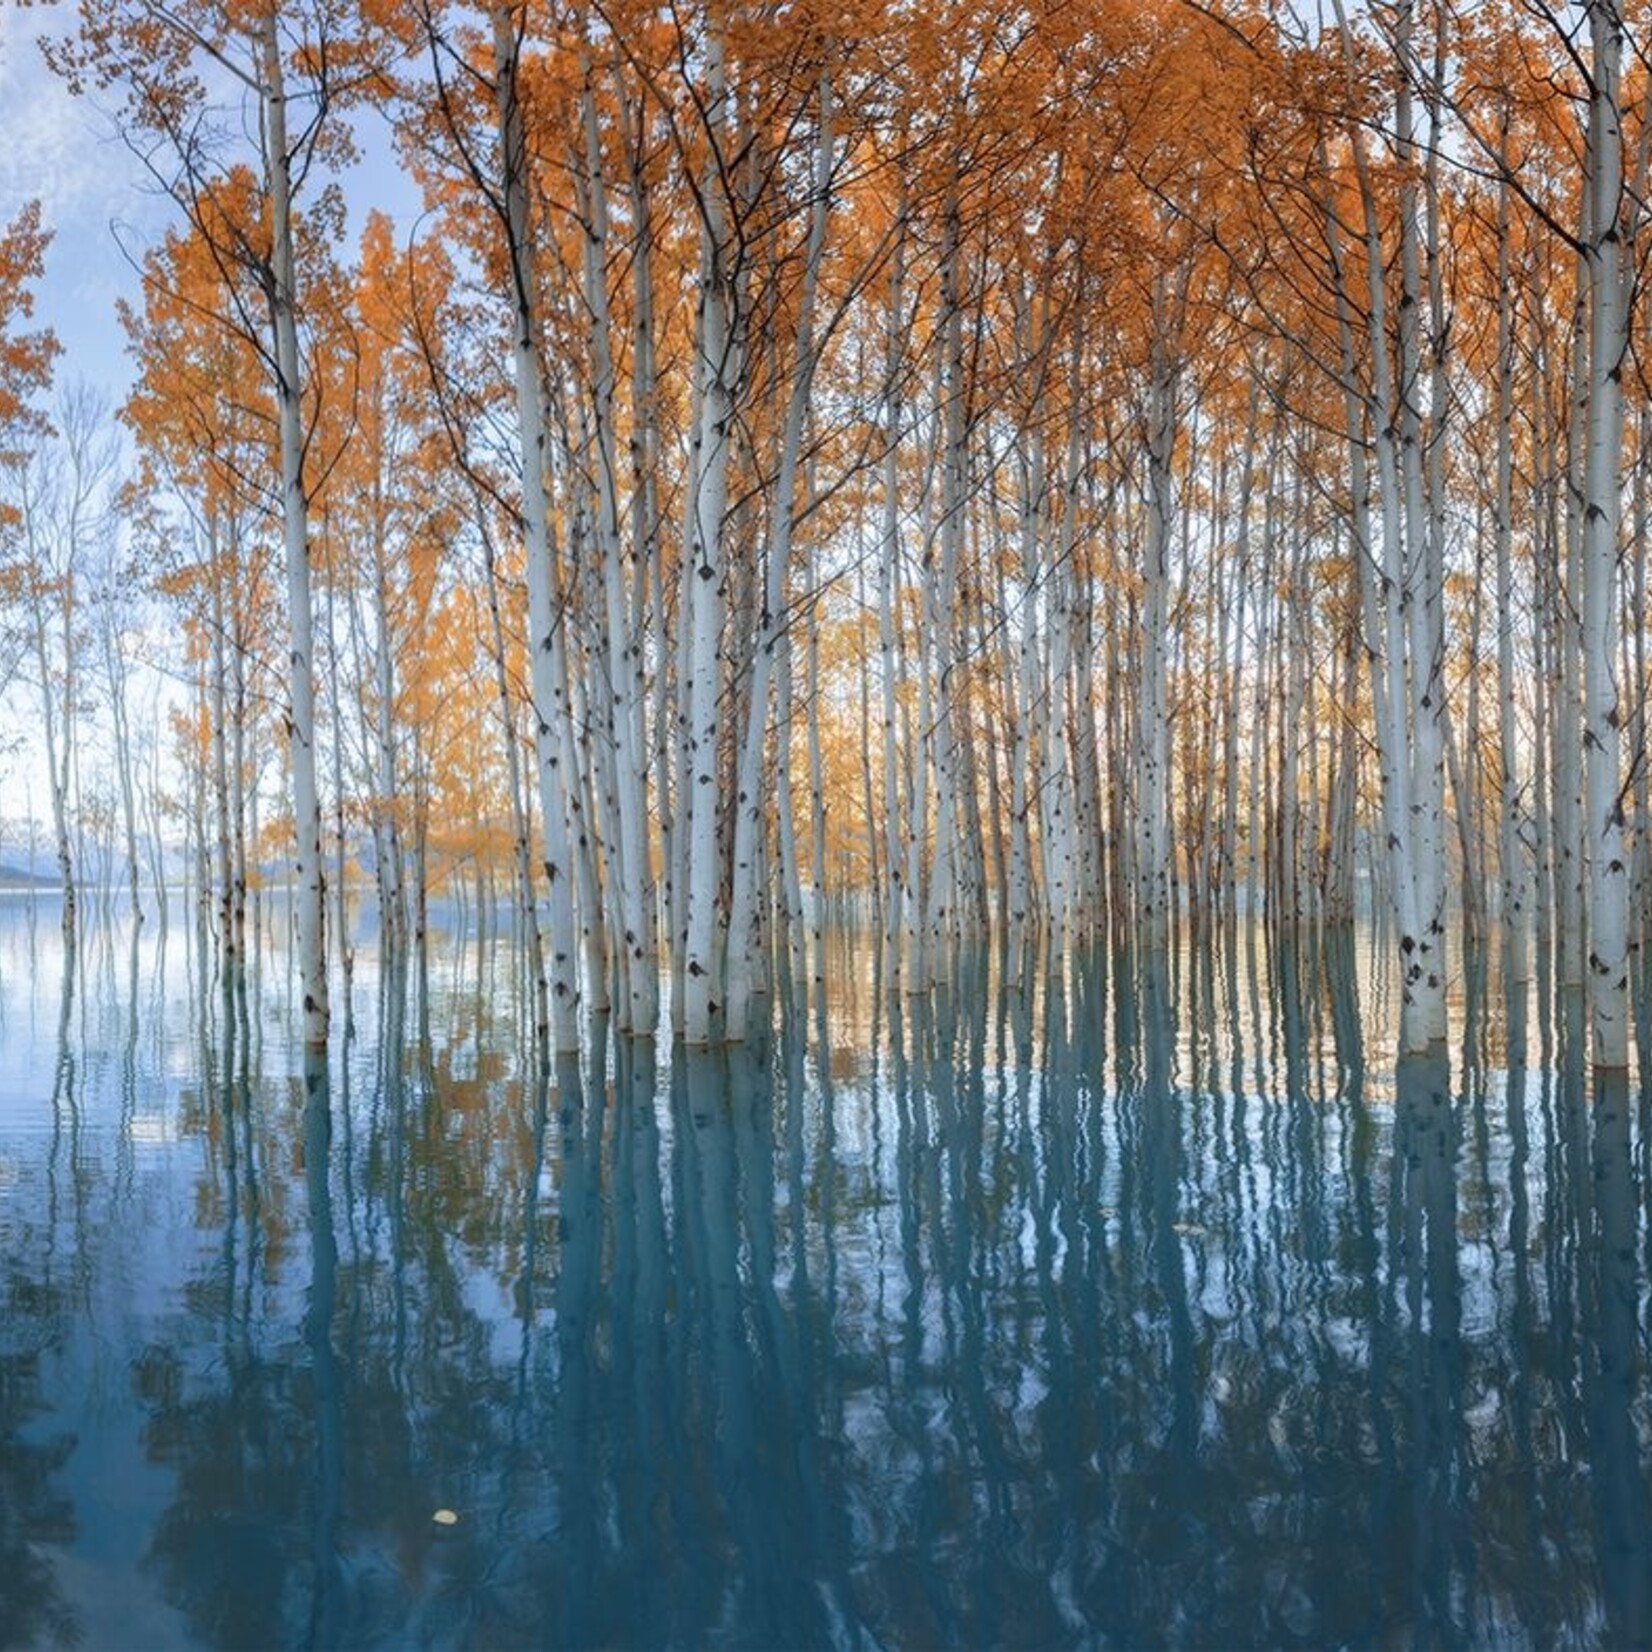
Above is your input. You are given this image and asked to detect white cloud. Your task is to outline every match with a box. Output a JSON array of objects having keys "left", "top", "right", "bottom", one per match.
[
  {"left": 1, "top": 12, "right": 139, "bottom": 234},
  {"left": 0, "top": 11, "right": 169, "bottom": 391},
  {"left": 0, "top": 11, "right": 427, "bottom": 394}
]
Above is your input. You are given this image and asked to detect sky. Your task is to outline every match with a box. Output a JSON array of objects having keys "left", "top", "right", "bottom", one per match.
[
  {"left": 0, "top": 7, "right": 426, "bottom": 403},
  {"left": 0, "top": 8, "right": 425, "bottom": 862},
  {"left": 0, "top": 8, "right": 171, "bottom": 396}
]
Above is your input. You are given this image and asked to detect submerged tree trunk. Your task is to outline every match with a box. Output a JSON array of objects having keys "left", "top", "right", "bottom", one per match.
[
  {"left": 725, "top": 72, "right": 832, "bottom": 1041},
  {"left": 368, "top": 469, "right": 405, "bottom": 949},
  {"left": 262, "top": 13, "right": 328, "bottom": 1049},
  {"left": 576, "top": 53, "right": 656, "bottom": 1037},
  {"left": 492, "top": 5, "right": 581, "bottom": 1052},
  {"left": 210, "top": 513, "right": 236, "bottom": 968},
  {"left": 1493, "top": 142, "right": 1529, "bottom": 985},
  {"left": 1138, "top": 292, "right": 1177, "bottom": 945},
  {"left": 1327, "top": 9, "right": 1447, "bottom": 1054},
  {"left": 681, "top": 20, "right": 737, "bottom": 1045},
  {"left": 879, "top": 216, "right": 907, "bottom": 981},
  {"left": 1582, "top": 0, "right": 1631, "bottom": 1069}
]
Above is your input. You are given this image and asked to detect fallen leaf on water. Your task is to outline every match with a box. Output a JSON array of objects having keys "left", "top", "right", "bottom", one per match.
[{"left": 433, "top": 1509, "right": 460, "bottom": 1527}]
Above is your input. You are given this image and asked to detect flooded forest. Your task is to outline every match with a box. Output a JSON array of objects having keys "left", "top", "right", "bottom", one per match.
[{"left": 2, "top": 0, "right": 1652, "bottom": 1645}]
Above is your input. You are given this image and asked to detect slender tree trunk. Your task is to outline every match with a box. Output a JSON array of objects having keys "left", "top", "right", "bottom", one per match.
[
  {"left": 492, "top": 6, "right": 581, "bottom": 1051},
  {"left": 1324, "top": 16, "right": 1447, "bottom": 1053},
  {"left": 210, "top": 515, "right": 236, "bottom": 968},
  {"left": 20, "top": 482, "right": 75, "bottom": 940},
  {"left": 922, "top": 175, "right": 966, "bottom": 978},
  {"left": 1394, "top": 2, "right": 1448, "bottom": 1048},
  {"left": 262, "top": 13, "right": 328, "bottom": 1048},
  {"left": 324, "top": 532, "right": 352, "bottom": 990},
  {"left": 1494, "top": 142, "right": 1529, "bottom": 982},
  {"left": 725, "top": 73, "right": 832, "bottom": 1038},
  {"left": 369, "top": 464, "right": 405, "bottom": 947},
  {"left": 681, "top": 20, "right": 737, "bottom": 1043},
  {"left": 1583, "top": 0, "right": 1631, "bottom": 1068},
  {"left": 1138, "top": 297, "right": 1176, "bottom": 944},
  {"left": 477, "top": 502, "right": 548, "bottom": 1051},
  {"left": 577, "top": 56, "right": 656, "bottom": 1036},
  {"left": 102, "top": 603, "right": 142, "bottom": 927},
  {"left": 879, "top": 218, "right": 907, "bottom": 979},
  {"left": 1558, "top": 233, "right": 1590, "bottom": 992}
]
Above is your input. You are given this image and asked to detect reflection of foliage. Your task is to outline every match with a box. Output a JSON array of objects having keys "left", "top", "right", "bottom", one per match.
[
  {"left": 136, "top": 1343, "right": 304, "bottom": 1648},
  {"left": 5, "top": 928, "right": 1650, "bottom": 1647},
  {"left": 0, "top": 1269, "right": 78, "bottom": 1651},
  {"left": 134, "top": 1005, "right": 536, "bottom": 1647}
]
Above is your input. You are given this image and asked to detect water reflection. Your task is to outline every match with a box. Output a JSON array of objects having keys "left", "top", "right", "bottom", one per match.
[{"left": 0, "top": 908, "right": 1648, "bottom": 1647}]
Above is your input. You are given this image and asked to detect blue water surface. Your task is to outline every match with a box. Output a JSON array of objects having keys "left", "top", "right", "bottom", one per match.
[{"left": 0, "top": 900, "right": 1648, "bottom": 1648}]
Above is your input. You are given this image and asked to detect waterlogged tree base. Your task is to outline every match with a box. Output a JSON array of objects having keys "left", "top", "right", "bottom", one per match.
[
  {"left": 1399, "top": 932, "right": 1449, "bottom": 1055},
  {"left": 1398, "top": 1002, "right": 1449, "bottom": 1058},
  {"left": 7, "top": 915, "right": 1652, "bottom": 1645}
]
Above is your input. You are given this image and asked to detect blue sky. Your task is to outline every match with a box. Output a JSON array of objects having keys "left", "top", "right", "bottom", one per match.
[
  {"left": 0, "top": 10, "right": 426, "bottom": 851},
  {"left": 0, "top": 8, "right": 425, "bottom": 403},
  {"left": 0, "top": 8, "right": 170, "bottom": 395}
]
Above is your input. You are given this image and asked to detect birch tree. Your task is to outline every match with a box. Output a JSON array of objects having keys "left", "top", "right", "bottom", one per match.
[
  {"left": 488, "top": 3, "right": 584, "bottom": 1050},
  {"left": 1580, "top": 0, "right": 1632, "bottom": 1069},
  {"left": 51, "top": 0, "right": 371, "bottom": 1047}
]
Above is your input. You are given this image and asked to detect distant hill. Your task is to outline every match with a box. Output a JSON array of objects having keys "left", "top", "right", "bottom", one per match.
[{"left": 0, "top": 857, "right": 60, "bottom": 889}]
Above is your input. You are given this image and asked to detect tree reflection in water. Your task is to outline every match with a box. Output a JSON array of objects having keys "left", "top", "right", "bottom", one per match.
[{"left": 0, "top": 910, "right": 1647, "bottom": 1647}]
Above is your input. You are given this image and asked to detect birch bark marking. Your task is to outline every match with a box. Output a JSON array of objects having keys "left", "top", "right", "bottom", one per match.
[
  {"left": 682, "top": 20, "right": 737, "bottom": 1044},
  {"left": 725, "top": 72, "right": 833, "bottom": 1040},
  {"left": 578, "top": 51, "right": 657, "bottom": 1037},
  {"left": 261, "top": 11, "right": 328, "bottom": 1049},
  {"left": 1583, "top": 0, "right": 1631, "bottom": 1068},
  {"left": 208, "top": 513, "right": 236, "bottom": 964},
  {"left": 369, "top": 447, "right": 405, "bottom": 945},
  {"left": 492, "top": 5, "right": 581, "bottom": 1051},
  {"left": 1138, "top": 276, "right": 1177, "bottom": 946},
  {"left": 1493, "top": 122, "right": 1529, "bottom": 984},
  {"left": 1393, "top": 0, "right": 1447, "bottom": 1047},
  {"left": 922, "top": 174, "right": 966, "bottom": 974},
  {"left": 878, "top": 211, "right": 907, "bottom": 980}
]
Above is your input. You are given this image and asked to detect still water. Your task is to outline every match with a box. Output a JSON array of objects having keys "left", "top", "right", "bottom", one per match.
[{"left": 1, "top": 900, "right": 1649, "bottom": 1649}]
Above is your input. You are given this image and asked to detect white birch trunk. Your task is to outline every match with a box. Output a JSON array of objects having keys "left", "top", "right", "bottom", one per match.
[
  {"left": 261, "top": 13, "right": 327, "bottom": 1049},
  {"left": 1559, "top": 234, "right": 1590, "bottom": 991},
  {"left": 806, "top": 562, "right": 828, "bottom": 984},
  {"left": 19, "top": 477, "right": 75, "bottom": 939},
  {"left": 994, "top": 504, "right": 1030, "bottom": 960},
  {"left": 369, "top": 461, "right": 405, "bottom": 946},
  {"left": 1584, "top": 0, "right": 1631, "bottom": 1068},
  {"left": 99, "top": 584, "right": 142, "bottom": 927},
  {"left": 775, "top": 623, "right": 806, "bottom": 988},
  {"left": 668, "top": 361, "right": 702, "bottom": 1030},
  {"left": 1493, "top": 142, "right": 1529, "bottom": 983},
  {"left": 922, "top": 181, "right": 966, "bottom": 973},
  {"left": 681, "top": 22, "right": 736, "bottom": 1044},
  {"left": 1046, "top": 429, "right": 1078, "bottom": 948},
  {"left": 477, "top": 500, "right": 549, "bottom": 1050},
  {"left": 578, "top": 60, "right": 656, "bottom": 1036},
  {"left": 879, "top": 222, "right": 907, "bottom": 978},
  {"left": 209, "top": 515, "right": 235, "bottom": 963},
  {"left": 1394, "top": 8, "right": 1448, "bottom": 1047},
  {"left": 725, "top": 74, "right": 832, "bottom": 1038},
  {"left": 491, "top": 7, "right": 581, "bottom": 1051},
  {"left": 1325, "top": 13, "right": 1445, "bottom": 1053},
  {"left": 1138, "top": 304, "right": 1175, "bottom": 944}
]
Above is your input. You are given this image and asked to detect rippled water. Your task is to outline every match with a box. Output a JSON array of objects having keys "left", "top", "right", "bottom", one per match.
[{"left": 1, "top": 898, "right": 1649, "bottom": 1648}]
